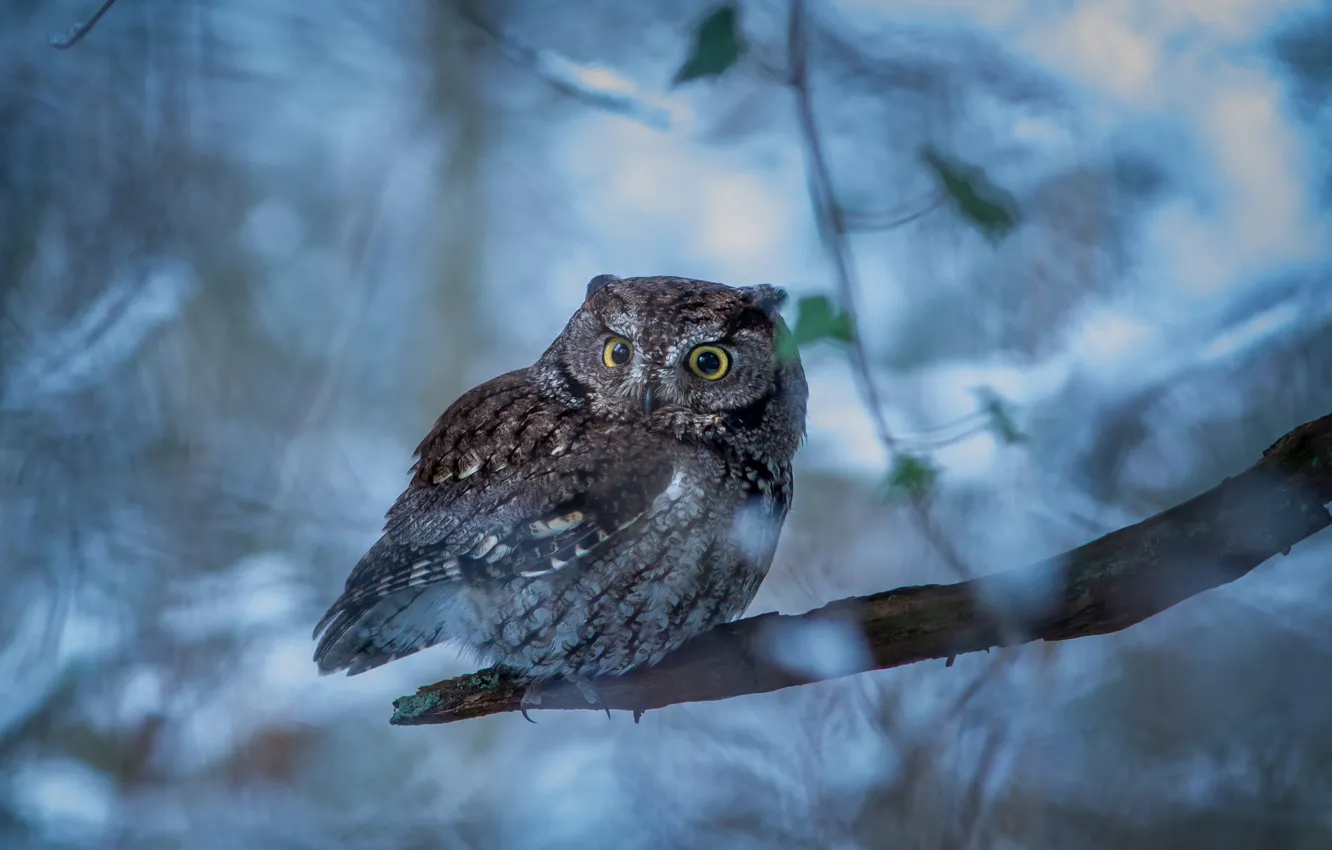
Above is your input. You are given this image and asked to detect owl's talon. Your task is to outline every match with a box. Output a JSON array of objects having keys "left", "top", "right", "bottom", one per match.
[
  {"left": 520, "top": 681, "right": 544, "bottom": 723},
  {"left": 571, "top": 675, "right": 612, "bottom": 720}
]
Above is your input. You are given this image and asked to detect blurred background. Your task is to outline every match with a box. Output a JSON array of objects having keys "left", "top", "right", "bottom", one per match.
[{"left": 3, "top": 0, "right": 1332, "bottom": 847}]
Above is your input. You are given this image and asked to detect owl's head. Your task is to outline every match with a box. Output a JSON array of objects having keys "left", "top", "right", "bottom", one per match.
[{"left": 537, "top": 275, "right": 807, "bottom": 447}]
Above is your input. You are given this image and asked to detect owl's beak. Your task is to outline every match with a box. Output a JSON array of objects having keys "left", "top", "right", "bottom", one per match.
[{"left": 642, "top": 385, "right": 656, "bottom": 414}]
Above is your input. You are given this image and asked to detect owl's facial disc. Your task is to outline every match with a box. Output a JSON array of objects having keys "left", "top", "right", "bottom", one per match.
[
  {"left": 543, "top": 275, "right": 797, "bottom": 424},
  {"left": 606, "top": 327, "right": 769, "bottom": 420}
]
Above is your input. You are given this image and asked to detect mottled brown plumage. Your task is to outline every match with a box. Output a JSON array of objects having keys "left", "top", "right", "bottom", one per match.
[{"left": 312, "top": 275, "right": 807, "bottom": 695}]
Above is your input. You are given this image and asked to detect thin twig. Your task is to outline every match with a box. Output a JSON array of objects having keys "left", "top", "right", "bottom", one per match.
[
  {"left": 49, "top": 0, "right": 123, "bottom": 50},
  {"left": 456, "top": 5, "right": 676, "bottom": 130},
  {"left": 788, "top": 0, "right": 895, "bottom": 455},
  {"left": 842, "top": 193, "right": 945, "bottom": 231},
  {"left": 787, "top": 0, "right": 976, "bottom": 581}
]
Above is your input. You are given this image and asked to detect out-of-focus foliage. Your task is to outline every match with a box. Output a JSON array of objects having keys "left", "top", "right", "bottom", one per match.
[
  {"left": 1272, "top": 8, "right": 1332, "bottom": 108},
  {"left": 974, "top": 385, "right": 1025, "bottom": 445},
  {"left": 1271, "top": 6, "right": 1332, "bottom": 207},
  {"left": 673, "top": 5, "right": 746, "bottom": 86},
  {"left": 2, "top": 0, "right": 1331, "bottom": 848},
  {"left": 779, "top": 293, "right": 856, "bottom": 361},
  {"left": 921, "top": 145, "right": 1021, "bottom": 242},
  {"left": 880, "top": 452, "right": 939, "bottom": 503}
]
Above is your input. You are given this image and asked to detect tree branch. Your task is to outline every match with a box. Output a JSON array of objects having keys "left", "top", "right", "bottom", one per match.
[
  {"left": 390, "top": 412, "right": 1332, "bottom": 726},
  {"left": 49, "top": 0, "right": 122, "bottom": 49}
]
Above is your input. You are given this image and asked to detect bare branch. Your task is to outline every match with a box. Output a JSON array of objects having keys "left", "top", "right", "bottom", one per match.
[
  {"left": 390, "top": 412, "right": 1332, "bottom": 725},
  {"left": 842, "top": 193, "right": 945, "bottom": 231},
  {"left": 457, "top": 5, "right": 679, "bottom": 130},
  {"left": 49, "top": 0, "right": 122, "bottom": 50},
  {"left": 788, "top": 0, "right": 896, "bottom": 456}
]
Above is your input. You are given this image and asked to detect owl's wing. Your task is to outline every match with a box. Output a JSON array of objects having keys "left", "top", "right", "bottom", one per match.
[
  {"left": 324, "top": 447, "right": 674, "bottom": 616},
  {"left": 312, "top": 384, "right": 678, "bottom": 674}
]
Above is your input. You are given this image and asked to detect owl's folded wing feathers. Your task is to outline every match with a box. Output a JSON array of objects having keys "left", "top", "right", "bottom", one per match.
[{"left": 312, "top": 374, "right": 677, "bottom": 674}]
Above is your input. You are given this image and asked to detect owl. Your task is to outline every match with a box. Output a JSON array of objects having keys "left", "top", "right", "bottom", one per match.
[{"left": 312, "top": 275, "right": 807, "bottom": 710}]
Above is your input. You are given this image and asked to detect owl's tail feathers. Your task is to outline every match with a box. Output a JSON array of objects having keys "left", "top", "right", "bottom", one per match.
[{"left": 312, "top": 585, "right": 458, "bottom": 676}]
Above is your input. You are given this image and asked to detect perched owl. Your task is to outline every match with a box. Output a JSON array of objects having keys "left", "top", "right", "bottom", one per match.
[{"left": 312, "top": 275, "right": 807, "bottom": 706}]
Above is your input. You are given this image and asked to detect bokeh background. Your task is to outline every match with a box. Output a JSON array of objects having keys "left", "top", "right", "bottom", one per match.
[{"left": 3, "top": 0, "right": 1332, "bottom": 847}]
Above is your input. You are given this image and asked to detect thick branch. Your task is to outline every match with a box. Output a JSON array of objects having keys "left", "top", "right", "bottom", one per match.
[{"left": 390, "top": 413, "right": 1332, "bottom": 726}]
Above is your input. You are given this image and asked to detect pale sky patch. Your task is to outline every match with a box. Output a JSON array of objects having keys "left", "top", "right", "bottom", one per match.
[
  {"left": 1140, "top": 0, "right": 1314, "bottom": 42},
  {"left": 1026, "top": 4, "right": 1161, "bottom": 103},
  {"left": 1147, "top": 201, "right": 1239, "bottom": 296},
  {"left": 1203, "top": 72, "right": 1321, "bottom": 267},
  {"left": 1141, "top": 68, "right": 1322, "bottom": 298},
  {"left": 590, "top": 120, "right": 689, "bottom": 219},
  {"left": 696, "top": 172, "right": 794, "bottom": 273},
  {"left": 1067, "top": 308, "right": 1162, "bottom": 372},
  {"left": 850, "top": 0, "right": 1028, "bottom": 30}
]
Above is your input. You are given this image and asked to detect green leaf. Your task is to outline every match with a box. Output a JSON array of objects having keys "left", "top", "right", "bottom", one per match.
[
  {"left": 673, "top": 6, "right": 746, "bottom": 86},
  {"left": 774, "top": 326, "right": 801, "bottom": 364},
  {"left": 777, "top": 294, "right": 855, "bottom": 362},
  {"left": 973, "top": 386, "right": 1025, "bottom": 445},
  {"left": 792, "top": 295, "right": 855, "bottom": 344},
  {"left": 776, "top": 294, "right": 856, "bottom": 362},
  {"left": 881, "top": 453, "right": 939, "bottom": 503},
  {"left": 921, "top": 146, "right": 1021, "bottom": 242}
]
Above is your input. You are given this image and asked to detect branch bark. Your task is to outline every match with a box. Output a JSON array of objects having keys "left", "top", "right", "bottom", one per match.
[{"left": 389, "top": 412, "right": 1332, "bottom": 726}]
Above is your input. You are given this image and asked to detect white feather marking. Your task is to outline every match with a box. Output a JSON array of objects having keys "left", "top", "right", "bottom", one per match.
[
  {"left": 408, "top": 557, "right": 457, "bottom": 585},
  {"left": 457, "top": 453, "right": 482, "bottom": 479},
  {"left": 485, "top": 543, "right": 512, "bottom": 564},
  {"left": 518, "top": 553, "right": 574, "bottom": 579},
  {"left": 469, "top": 534, "right": 500, "bottom": 558},
  {"left": 530, "top": 511, "right": 584, "bottom": 538},
  {"left": 730, "top": 500, "right": 781, "bottom": 563},
  {"left": 663, "top": 468, "right": 689, "bottom": 502}
]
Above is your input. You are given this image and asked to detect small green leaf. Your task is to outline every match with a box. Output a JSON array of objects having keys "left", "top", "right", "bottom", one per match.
[
  {"left": 881, "top": 453, "right": 939, "bottom": 503},
  {"left": 774, "top": 326, "right": 802, "bottom": 364},
  {"left": 673, "top": 6, "right": 746, "bottom": 86},
  {"left": 775, "top": 325, "right": 801, "bottom": 364},
  {"left": 792, "top": 295, "right": 855, "bottom": 345},
  {"left": 973, "top": 386, "right": 1025, "bottom": 445},
  {"left": 921, "top": 146, "right": 1021, "bottom": 242},
  {"left": 776, "top": 294, "right": 856, "bottom": 363}
]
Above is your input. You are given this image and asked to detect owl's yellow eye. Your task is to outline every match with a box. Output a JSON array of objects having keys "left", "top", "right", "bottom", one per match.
[
  {"left": 602, "top": 336, "right": 633, "bottom": 367},
  {"left": 687, "top": 345, "right": 730, "bottom": 380}
]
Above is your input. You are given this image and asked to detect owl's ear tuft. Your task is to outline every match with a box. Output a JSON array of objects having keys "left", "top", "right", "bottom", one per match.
[
  {"left": 585, "top": 274, "right": 620, "bottom": 299},
  {"left": 741, "top": 284, "right": 788, "bottom": 319}
]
